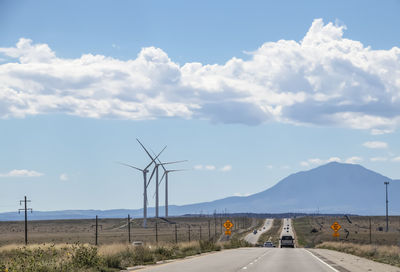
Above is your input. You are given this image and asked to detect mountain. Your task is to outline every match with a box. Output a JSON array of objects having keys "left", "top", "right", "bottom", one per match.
[{"left": 1, "top": 162, "right": 399, "bottom": 220}]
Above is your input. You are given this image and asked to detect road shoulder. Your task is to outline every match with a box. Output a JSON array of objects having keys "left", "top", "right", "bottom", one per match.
[{"left": 309, "top": 248, "right": 400, "bottom": 272}]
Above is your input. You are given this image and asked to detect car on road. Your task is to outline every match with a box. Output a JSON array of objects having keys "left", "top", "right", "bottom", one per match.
[
  {"left": 263, "top": 241, "right": 275, "bottom": 247},
  {"left": 253, "top": 230, "right": 257, "bottom": 234},
  {"left": 280, "top": 235, "right": 295, "bottom": 248}
]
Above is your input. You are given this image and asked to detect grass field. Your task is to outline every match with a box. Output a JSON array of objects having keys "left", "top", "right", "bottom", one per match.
[
  {"left": 0, "top": 216, "right": 256, "bottom": 246},
  {"left": 293, "top": 215, "right": 400, "bottom": 248}
]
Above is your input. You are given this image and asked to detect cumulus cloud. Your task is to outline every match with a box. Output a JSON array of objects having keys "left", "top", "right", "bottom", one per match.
[
  {"left": 220, "top": 165, "right": 232, "bottom": 172},
  {"left": 300, "top": 157, "right": 341, "bottom": 167},
  {"left": 59, "top": 173, "right": 68, "bottom": 181},
  {"left": 1, "top": 19, "right": 400, "bottom": 132},
  {"left": 345, "top": 156, "right": 363, "bottom": 164},
  {"left": 363, "top": 141, "right": 388, "bottom": 149},
  {"left": 194, "top": 164, "right": 216, "bottom": 171},
  {"left": 0, "top": 169, "right": 44, "bottom": 178},
  {"left": 233, "top": 192, "right": 251, "bottom": 197},
  {"left": 370, "top": 157, "right": 388, "bottom": 162}
]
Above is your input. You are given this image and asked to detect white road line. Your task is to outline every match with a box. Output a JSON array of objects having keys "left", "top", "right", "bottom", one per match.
[{"left": 304, "top": 249, "right": 339, "bottom": 272}]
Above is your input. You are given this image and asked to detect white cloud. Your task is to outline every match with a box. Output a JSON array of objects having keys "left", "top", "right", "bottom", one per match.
[
  {"left": 0, "top": 19, "right": 400, "bottom": 131},
  {"left": 363, "top": 141, "right": 388, "bottom": 149},
  {"left": 205, "top": 165, "right": 216, "bottom": 171},
  {"left": 220, "top": 165, "right": 232, "bottom": 172},
  {"left": 194, "top": 164, "right": 216, "bottom": 171},
  {"left": 266, "top": 165, "right": 273, "bottom": 169},
  {"left": 345, "top": 156, "right": 363, "bottom": 164},
  {"left": 300, "top": 157, "right": 341, "bottom": 167},
  {"left": 59, "top": 173, "right": 68, "bottom": 181},
  {"left": 0, "top": 169, "right": 43, "bottom": 178},
  {"left": 233, "top": 192, "right": 251, "bottom": 197},
  {"left": 370, "top": 157, "right": 388, "bottom": 162},
  {"left": 392, "top": 157, "right": 400, "bottom": 162}
]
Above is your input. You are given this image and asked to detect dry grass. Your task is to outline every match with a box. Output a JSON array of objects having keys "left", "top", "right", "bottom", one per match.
[
  {"left": 317, "top": 241, "right": 400, "bottom": 267},
  {"left": 293, "top": 216, "right": 400, "bottom": 248}
]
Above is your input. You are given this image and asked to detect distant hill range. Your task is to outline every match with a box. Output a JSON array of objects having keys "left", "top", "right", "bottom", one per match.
[{"left": 1, "top": 162, "right": 399, "bottom": 221}]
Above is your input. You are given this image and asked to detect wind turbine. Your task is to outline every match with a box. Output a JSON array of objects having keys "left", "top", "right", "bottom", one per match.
[
  {"left": 119, "top": 145, "right": 166, "bottom": 228},
  {"left": 137, "top": 138, "right": 185, "bottom": 218},
  {"left": 149, "top": 160, "right": 187, "bottom": 217}
]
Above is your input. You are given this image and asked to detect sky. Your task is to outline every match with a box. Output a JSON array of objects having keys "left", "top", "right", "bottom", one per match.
[{"left": 0, "top": 0, "right": 400, "bottom": 213}]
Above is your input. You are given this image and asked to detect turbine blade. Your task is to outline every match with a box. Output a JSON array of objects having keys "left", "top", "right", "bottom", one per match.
[
  {"left": 148, "top": 166, "right": 156, "bottom": 183},
  {"left": 161, "top": 160, "right": 188, "bottom": 165},
  {"left": 159, "top": 172, "right": 166, "bottom": 185},
  {"left": 145, "top": 145, "right": 167, "bottom": 170},
  {"left": 151, "top": 149, "right": 167, "bottom": 171},
  {"left": 136, "top": 138, "right": 154, "bottom": 160},
  {"left": 116, "top": 162, "right": 143, "bottom": 172}
]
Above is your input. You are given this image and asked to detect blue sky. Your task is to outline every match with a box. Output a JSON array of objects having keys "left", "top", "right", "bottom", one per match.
[{"left": 0, "top": 0, "right": 400, "bottom": 212}]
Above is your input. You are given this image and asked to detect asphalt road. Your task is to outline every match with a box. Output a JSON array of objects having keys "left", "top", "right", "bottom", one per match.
[
  {"left": 244, "top": 218, "right": 273, "bottom": 245},
  {"left": 137, "top": 248, "right": 339, "bottom": 272}
]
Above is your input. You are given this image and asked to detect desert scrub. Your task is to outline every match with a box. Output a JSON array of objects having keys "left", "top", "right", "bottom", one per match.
[
  {"left": 223, "top": 237, "right": 252, "bottom": 249},
  {"left": 317, "top": 241, "right": 400, "bottom": 268}
]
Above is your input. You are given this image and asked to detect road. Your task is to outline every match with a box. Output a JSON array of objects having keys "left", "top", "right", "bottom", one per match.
[
  {"left": 136, "top": 248, "right": 345, "bottom": 272},
  {"left": 244, "top": 218, "right": 273, "bottom": 245},
  {"left": 279, "top": 218, "right": 295, "bottom": 247}
]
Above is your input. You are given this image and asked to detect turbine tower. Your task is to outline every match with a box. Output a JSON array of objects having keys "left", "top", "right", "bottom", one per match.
[
  {"left": 159, "top": 168, "right": 185, "bottom": 218},
  {"left": 119, "top": 145, "right": 166, "bottom": 228}
]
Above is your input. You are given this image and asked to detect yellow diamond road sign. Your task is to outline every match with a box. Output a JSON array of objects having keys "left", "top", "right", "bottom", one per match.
[
  {"left": 224, "top": 220, "right": 234, "bottom": 230},
  {"left": 331, "top": 222, "right": 341, "bottom": 232}
]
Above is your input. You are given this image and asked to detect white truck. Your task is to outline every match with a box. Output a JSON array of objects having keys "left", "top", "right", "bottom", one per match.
[{"left": 280, "top": 235, "right": 295, "bottom": 248}]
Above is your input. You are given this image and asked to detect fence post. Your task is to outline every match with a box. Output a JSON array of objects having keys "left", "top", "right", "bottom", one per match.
[
  {"left": 175, "top": 224, "right": 178, "bottom": 243},
  {"left": 155, "top": 221, "right": 158, "bottom": 244},
  {"left": 208, "top": 220, "right": 211, "bottom": 240},
  {"left": 199, "top": 225, "right": 202, "bottom": 241}
]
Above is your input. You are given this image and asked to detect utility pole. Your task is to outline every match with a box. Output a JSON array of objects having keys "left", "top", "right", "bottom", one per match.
[
  {"left": 128, "top": 214, "right": 131, "bottom": 243},
  {"left": 91, "top": 215, "right": 102, "bottom": 246},
  {"left": 18, "top": 196, "right": 32, "bottom": 245},
  {"left": 384, "top": 181, "right": 390, "bottom": 232},
  {"left": 188, "top": 225, "right": 191, "bottom": 242}
]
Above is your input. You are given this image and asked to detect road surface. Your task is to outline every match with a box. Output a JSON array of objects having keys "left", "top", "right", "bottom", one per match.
[
  {"left": 134, "top": 247, "right": 400, "bottom": 272},
  {"left": 134, "top": 247, "right": 356, "bottom": 272},
  {"left": 279, "top": 218, "right": 295, "bottom": 247},
  {"left": 244, "top": 218, "right": 273, "bottom": 245}
]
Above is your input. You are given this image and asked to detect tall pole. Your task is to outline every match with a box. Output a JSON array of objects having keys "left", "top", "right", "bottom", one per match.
[
  {"left": 208, "top": 220, "right": 211, "bottom": 240},
  {"left": 19, "top": 196, "right": 32, "bottom": 245},
  {"left": 128, "top": 214, "right": 131, "bottom": 243},
  {"left": 91, "top": 215, "right": 102, "bottom": 246},
  {"left": 165, "top": 172, "right": 169, "bottom": 218},
  {"left": 384, "top": 181, "right": 389, "bottom": 232},
  {"left": 188, "top": 225, "right": 191, "bottom": 242},
  {"left": 143, "top": 171, "right": 148, "bottom": 228},
  {"left": 155, "top": 165, "right": 159, "bottom": 218}
]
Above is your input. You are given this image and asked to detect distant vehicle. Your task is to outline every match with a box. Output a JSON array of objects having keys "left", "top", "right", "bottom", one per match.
[
  {"left": 263, "top": 226, "right": 266, "bottom": 229},
  {"left": 280, "top": 235, "right": 295, "bottom": 248},
  {"left": 264, "top": 241, "right": 275, "bottom": 247},
  {"left": 253, "top": 230, "right": 258, "bottom": 234}
]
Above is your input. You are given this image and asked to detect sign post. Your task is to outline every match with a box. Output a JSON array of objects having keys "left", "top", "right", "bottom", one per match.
[
  {"left": 331, "top": 221, "right": 341, "bottom": 238},
  {"left": 223, "top": 220, "right": 234, "bottom": 238}
]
